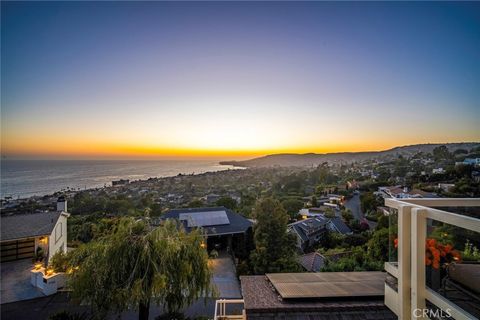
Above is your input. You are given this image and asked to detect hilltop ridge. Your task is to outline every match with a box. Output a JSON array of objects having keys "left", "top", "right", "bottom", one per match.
[{"left": 220, "top": 142, "right": 480, "bottom": 167}]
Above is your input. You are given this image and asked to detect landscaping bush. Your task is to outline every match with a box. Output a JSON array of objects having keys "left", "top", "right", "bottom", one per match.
[{"left": 49, "top": 251, "right": 71, "bottom": 273}]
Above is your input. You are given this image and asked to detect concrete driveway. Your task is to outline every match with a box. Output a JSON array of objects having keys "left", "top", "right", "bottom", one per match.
[
  {"left": 209, "top": 252, "right": 242, "bottom": 299},
  {"left": 1, "top": 259, "right": 45, "bottom": 304}
]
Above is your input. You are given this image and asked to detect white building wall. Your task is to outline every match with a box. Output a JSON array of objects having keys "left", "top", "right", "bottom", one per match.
[{"left": 47, "top": 213, "right": 68, "bottom": 262}]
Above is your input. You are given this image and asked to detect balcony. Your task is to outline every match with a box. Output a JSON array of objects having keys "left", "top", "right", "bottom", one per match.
[{"left": 384, "top": 198, "right": 480, "bottom": 319}]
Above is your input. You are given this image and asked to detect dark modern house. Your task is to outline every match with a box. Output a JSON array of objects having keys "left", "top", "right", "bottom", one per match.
[
  {"left": 327, "top": 216, "right": 353, "bottom": 235},
  {"left": 288, "top": 217, "right": 329, "bottom": 252},
  {"left": 159, "top": 206, "right": 253, "bottom": 257}
]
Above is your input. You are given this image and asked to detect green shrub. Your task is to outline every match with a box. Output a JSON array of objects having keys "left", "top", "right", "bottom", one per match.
[
  {"left": 49, "top": 251, "right": 71, "bottom": 273},
  {"left": 463, "top": 240, "right": 480, "bottom": 261}
]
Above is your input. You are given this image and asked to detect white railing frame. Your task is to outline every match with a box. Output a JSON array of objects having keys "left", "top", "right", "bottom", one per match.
[
  {"left": 385, "top": 198, "right": 480, "bottom": 320},
  {"left": 214, "top": 299, "right": 245, "bottom": 320}
]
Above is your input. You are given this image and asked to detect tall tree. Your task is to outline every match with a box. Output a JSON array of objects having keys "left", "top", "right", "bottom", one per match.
[
  {"left": 341, "top": 209, "right": 354, "bottom": 224},
  {"left": 367, "top": 227, "right": 390, "bottom": 262},
  {"left": 187, "top": 198, "right": 206, "bottom": 208},
  {"left": 360, "top": 192, "right": 382, "bottom": 214},
  {"left": 68, "top": 218, "right": 213, "bottom": 320},
  {"left": 215, "top": 196, "right": 237, "bottom": 210},
  {"left": 250, "top": 198, "right": 300, "bottom": 274},
  {"left": 281, "top": 198, "right": 304, "bottom": 218},
  {"left": 432, "top": 145, "right": 453, "bottom": 162}
]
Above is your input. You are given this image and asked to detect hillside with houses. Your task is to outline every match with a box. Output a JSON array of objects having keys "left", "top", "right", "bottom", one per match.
[{"left": 220, "top": 142, "right": 480, "bottom": 167}]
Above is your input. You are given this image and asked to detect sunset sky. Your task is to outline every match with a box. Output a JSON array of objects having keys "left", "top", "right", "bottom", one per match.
[{"left": 1, "top": 2, "right": 479, "bottom": 159}]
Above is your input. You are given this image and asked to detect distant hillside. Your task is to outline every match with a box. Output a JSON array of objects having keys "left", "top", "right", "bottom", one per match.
[{"left": 220, "top": 143, "right": 480, "bottom": 167}]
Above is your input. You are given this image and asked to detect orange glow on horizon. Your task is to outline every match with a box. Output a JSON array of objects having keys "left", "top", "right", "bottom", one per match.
[
  {"left": 3, "top": 118, "right": 478, "bottom": 160},
  {"left": 3, "top": 97, "right": 478, "bottom": 160},
  {"left": 2, "top": 139, "right": 471, "bottom": 160},
  {"left": 2, "top": 2, "right": 479, "bottom": 163}
]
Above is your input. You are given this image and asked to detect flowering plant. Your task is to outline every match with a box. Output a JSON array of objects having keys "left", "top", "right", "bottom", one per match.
[
  {"left": 425, "top": 238, "right": 461, "bottom": 269},
  {"left": 393, "top": 237, "right": 461, "bottom": 269}
]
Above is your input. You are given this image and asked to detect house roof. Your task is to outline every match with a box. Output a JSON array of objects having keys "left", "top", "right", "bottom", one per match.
[
  {"left": 1, "top": 211, "right": 63, "bottom": 242},
  {"left": 381, "top": 186, "right": 438, "bottom": 198},
  {"left": 299, "top": 252, "right": 326, "bottom": 272},
  {"left": 329, "top": 216, "right": 352, "bottom": 234},
  {"left": 289, "top": 216, "right": 328, "bottom": 230},
  {"left": 161, "top": 206, "right": 252, "bottom": 236},
  {"left": 408, "top": 189, "right": 438, "bottom": 198},
  {"left": 289, "top": 217, "right": 328, "bottom": 242},
  {"left": 290, "top": 224, "right": 309, "bottom": 242},
  {"left": 240, "top": 274, "right": 395, "bottom": 319},
  {"left": 385, "top": 186, "right": 404, "bottom": 195}
]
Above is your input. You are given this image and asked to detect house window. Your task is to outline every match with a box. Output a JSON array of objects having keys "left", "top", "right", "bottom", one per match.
[{"left": 55, "top": 222, "right": 62, "bottom": 243}]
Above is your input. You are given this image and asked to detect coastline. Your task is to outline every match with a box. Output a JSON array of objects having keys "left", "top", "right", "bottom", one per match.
[{"left": 1, "top": 159, "right": 244, "bottom": 200}]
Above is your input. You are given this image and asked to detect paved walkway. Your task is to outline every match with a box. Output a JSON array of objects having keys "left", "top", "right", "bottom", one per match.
[
  {"left": 1, "top": 259, "right": 45, "bottom": 304},
  {"left": 210, "top": 252, "right": 242, "bottom": 298}
]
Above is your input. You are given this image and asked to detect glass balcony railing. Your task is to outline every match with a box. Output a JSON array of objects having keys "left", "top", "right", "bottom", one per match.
[
  {"left": 384, "top": 198, "right": 480, "bottom": 320},
  {"left": 388, "top": 207, "right": 399, "bottom": 268}
]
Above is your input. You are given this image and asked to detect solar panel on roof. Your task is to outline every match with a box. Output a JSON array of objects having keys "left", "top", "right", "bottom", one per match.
[
  {"left": 266, "top": 272, "right": 385, "bottom": 299},
  {"left": 179, "top": 210, "right": 230, "bottom": 227}
]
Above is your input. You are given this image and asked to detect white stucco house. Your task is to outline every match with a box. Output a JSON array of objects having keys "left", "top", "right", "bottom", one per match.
[{"left": 1, "top": 198, "right": 70, "bottom": 265}]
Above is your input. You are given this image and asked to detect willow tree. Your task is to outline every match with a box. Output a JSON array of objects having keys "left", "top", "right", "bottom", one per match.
[{"left": 68, "top": 218, "right": 214, "bottom": 320}]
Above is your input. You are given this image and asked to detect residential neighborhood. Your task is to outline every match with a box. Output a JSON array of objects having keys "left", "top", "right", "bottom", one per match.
[
  {"left": 1, "top": 144, "right": 479, "bottom": 319},
  {"left": 2, "top": 0, "right": 480, "bottom": 318}
]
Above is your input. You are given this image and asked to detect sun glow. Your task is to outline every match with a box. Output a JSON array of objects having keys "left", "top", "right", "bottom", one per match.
[
  {"left": 2, "top": 2, "right": 479, "bottom": 160},
  {"left": 4, "top": 99, "right": 477, "bottom": 159}
]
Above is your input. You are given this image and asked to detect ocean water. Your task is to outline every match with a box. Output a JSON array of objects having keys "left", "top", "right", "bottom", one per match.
[{"left": 0, "top": 160, "right": 239, "bottom": 199}]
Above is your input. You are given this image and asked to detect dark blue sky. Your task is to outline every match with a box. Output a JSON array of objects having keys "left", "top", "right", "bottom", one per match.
[{"left": 2, "top": 2, "right": 479, "bottom": 158}]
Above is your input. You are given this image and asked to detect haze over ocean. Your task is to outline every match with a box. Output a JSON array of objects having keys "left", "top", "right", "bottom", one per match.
[{"left": 0, "top": 160, "right": 240, "bottom": 198}]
